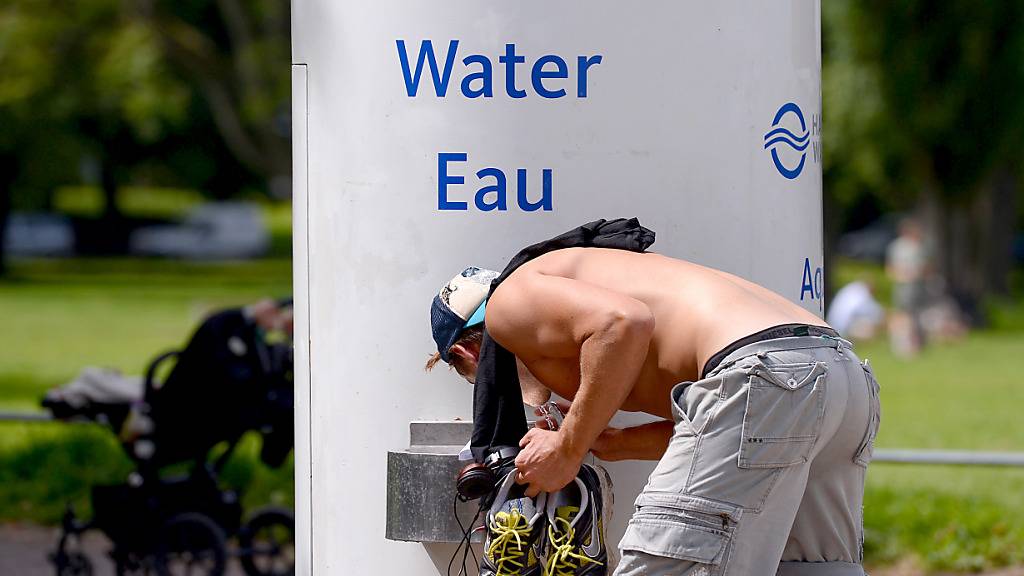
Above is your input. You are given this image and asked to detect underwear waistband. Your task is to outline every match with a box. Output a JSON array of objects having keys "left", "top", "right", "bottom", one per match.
[{"left": 701, "top": 323, "right": 840, "bottom": 379}]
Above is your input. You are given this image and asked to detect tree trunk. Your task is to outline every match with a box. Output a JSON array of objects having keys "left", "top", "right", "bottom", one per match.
[
  {"left": 822, "top": 181, "right": 841, "bottom": 313},
  {"left": 919, "top": 185, "right": 944, "bottom": 282},
  {"left": 977, "top": 169, "right": 1015, "bottom": 297},
  {"left": 948, "top": 197, "right": 986, "bottom": 325},
  {"left": 0, "top": 154, "right": 16, "bottom": 276},
  {"left": 101, "top": 154, "right": 121, "bottom": 222},
  {"left": 919, "top": 176, "right": 1014, "bottom": 328},
  {"left": 919, "top": 187, "right": 976, "bottom": 324},
  {"left": 141, "top": 6, "right": 291, "bottom": 179},
  {"left": 92, "top": 153, "right": 127, "bottom": 255},
  {"left": 0, "top": 184, "right": 10, "bottom": 277}
]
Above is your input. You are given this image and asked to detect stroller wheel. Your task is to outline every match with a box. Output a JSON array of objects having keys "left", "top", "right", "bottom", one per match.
[
  {"left": 114, "top": 553, "right": 153, "bottom": 576},
  {"left": 154, "top": 513, "right": 228, "bottom": 576},
  {"left": 51, "top": 514, "right": 94, "bottom": 576},
  {"left": 54, "top": 551, "right": 93, "bottom": 576},
  {"left": 238, "top": 507, "right": 295, "bottom": 576}
]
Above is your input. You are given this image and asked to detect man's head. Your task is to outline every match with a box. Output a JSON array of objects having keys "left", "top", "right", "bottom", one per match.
[
  {"left": 899, "top": 217, "right": 923, "bottom": 241},
  {"left": 427, "top": 266, "right": 499, "bottom": 382}
]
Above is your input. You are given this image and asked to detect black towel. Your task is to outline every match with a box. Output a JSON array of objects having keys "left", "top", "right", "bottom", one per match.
[{"left": 470, "top": 218, "right": 656, "bottom": 461}]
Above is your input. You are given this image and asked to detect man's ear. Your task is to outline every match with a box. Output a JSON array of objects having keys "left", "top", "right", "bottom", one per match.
[{"left": 450, "top": 343, "right": 478, "bottom": 362}]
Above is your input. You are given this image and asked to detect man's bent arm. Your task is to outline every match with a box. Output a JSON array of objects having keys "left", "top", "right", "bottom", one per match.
[
  {"left": 560, "top": 306, "right": 654, "bottom": 462},
  {"left": 594, "top": 421, "right": 673, "bottom": 461},
  {"left": 488, "top": 270, "right": 654, "bottom": 492}
]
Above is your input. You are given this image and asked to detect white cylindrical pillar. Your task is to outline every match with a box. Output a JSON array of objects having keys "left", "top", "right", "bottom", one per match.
[{"left": 292, "top": 2, "right": 822, "bottom": 573}]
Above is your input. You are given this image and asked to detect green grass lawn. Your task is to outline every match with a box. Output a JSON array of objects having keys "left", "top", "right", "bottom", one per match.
[
  {"left": 1, "top": 251, "right": 1023, "bottom": 571},
  {"left": 0, "top": 256, "right": 294, "bottom": 523},
  {"left": 857, "top": 335, "right": 1024, "bottom": 570},
  {"left": 824, "top": 258, "right": 1024, "bottom": 569},
  {"left": 0, "top": 257, "right": 292, "bottom": 409}
]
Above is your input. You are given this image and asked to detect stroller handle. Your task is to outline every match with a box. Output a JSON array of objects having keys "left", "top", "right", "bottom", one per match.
[{"left": 144, "top": 350, "right": 181, "bottom": 401}]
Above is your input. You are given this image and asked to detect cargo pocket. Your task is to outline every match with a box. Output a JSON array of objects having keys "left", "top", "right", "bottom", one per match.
[
  {"left": 738, "top": 358, "right": 826, "bottom": 469},
  {"left": 621, "top": 494, "right": 739, "bottom": 569},
  {"left": 853, "top": 360, "right": 882, "bottom": 467}
]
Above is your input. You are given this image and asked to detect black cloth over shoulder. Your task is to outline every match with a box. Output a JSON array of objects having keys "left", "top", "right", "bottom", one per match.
[{"left": 471, "top": 218, "right": 656, "bottom": 462}]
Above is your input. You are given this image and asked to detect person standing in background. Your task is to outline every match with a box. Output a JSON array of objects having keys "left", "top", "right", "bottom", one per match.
[{"left": 886, "top": 218, "right": 929, "bottom": 356}]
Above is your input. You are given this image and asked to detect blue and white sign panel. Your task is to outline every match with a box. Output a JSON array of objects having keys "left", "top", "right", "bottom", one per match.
[{"left": 292, "top": 2, "right": 822, "bottom": 574}]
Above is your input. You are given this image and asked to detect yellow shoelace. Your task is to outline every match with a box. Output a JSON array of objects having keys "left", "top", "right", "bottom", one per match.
[
  {"left": 486, "top": 510, "right": 533, "bottom": 576},
  {"left": 544, "top": 516, "right": 603, "bottom": 576}
]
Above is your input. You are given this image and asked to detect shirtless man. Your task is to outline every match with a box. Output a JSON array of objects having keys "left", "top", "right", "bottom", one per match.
[{"left": 429, "top": 248, "right": 879, "bottom": 576}]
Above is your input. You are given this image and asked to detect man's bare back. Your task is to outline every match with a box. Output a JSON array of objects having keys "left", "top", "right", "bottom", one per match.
[{"left": 491, "top": 247, "right": 828, "bottom": 420}]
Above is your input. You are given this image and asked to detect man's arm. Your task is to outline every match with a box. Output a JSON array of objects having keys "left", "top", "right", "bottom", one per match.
[
  {"left": 533, "top": 403, "right": 674, "bottom": 461},
  {"left": 593, "top": 421, "right": 674, "bottom": 461},
  {"left": 487, "top": 269, "right": 654, "bottom": 496}
]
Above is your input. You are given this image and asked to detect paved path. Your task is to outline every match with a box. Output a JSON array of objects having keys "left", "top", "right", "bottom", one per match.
[
  {"left": 1, "top": 523, "right": 107, "bottom": 576},
  {"left": 4, "top": 522, "right": 1022, "bottom": 576},
  {"left": 870, "top": 565, "right": 1024, "bottom": 576},
  {"left": 0, "top": 522, "right": 244, "bottom": 575}
]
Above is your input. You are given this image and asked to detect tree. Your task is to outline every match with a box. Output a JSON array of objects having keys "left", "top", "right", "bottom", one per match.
[
  {"left": 0, "top": 1, "right": 85, "bottom": 272},
  {"left": 0, "top": 0, "right": 192, "bottom": 266},
  {"left": 0, "top": 0, "right": 289, "bottom": 271},
  {"left": 134, "top": 0, "right": 291, "bottom": 194},
  {"left": 823, "top": 1, "right": 1024, "bottom": 313}
]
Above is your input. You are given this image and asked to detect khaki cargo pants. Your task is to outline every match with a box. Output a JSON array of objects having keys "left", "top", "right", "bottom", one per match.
[{"left": 615, "top": 335, "right": 881, "bottom": 576}]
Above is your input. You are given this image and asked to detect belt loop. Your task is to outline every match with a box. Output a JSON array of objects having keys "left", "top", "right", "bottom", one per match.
[{"left": 821, "top": 334, "right": 844, "bottom": 357}]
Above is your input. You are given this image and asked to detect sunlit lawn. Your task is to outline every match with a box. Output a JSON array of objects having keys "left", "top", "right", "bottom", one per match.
[
  {"left": 856, "top": 335, "right": 1024, "bottom": 570},
  {"left": 0, "top": 257, "right": 292, "bottom": 409},
  {"left": 0, "top": 256, "right": 294, "bottom": 522},
  {"left": 0, "top": 248, "right": 1022, "bottom": 570}
]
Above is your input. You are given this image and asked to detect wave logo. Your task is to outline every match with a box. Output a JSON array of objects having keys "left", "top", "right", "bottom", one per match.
[{"left": 764, "top": 102, "right": 809, "bottom": 180}]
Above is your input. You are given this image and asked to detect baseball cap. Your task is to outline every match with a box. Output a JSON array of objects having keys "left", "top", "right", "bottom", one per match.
[{"left": 431, "top": 266, "right": 500, "bottom": 362}]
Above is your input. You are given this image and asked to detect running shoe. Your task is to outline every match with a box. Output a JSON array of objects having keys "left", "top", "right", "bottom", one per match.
[
  {"left": 480, "top": 471, "right": 548, "bottom": 576},
  {"left": 542, "top": 464, "right": 614, "bottom": 576}
]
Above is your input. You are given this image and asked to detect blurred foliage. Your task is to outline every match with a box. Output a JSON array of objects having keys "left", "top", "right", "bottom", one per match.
[
  {"left": 132, "top": 0, "right": 292, "bottom": 182},
  {"left": 0, "top": 0, "right": 290, "bottom": 259},
  {"left": 0, "top": 423, "right": 292, "bottom": 524},
  {"left": 0, "top": 0, "right": 191, "bottom": 198},
  {"left": 823, "top": 2, "right": 1024, "bottom": 208},
  {"left": 822, "top": 2, "right": 1024, "bottom": 302},
  {"left": 51, "top": 186, "right": 293, "bottom": 258},
  {"left": 54, "top": 186, "right": 205, "bottom": 219},
  {"left": 0, "top": 424, "right": 133, "bottom": 522}
]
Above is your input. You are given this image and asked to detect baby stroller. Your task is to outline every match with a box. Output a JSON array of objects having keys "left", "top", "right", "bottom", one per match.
[{"left": 43, "top": 302, "right": 295, "bottom": 576}]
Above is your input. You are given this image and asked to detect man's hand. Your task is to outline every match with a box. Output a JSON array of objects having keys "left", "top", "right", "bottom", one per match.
[
  {"left": 514, "top": 428, "right": 585, "bottom": 497},
  {"left": 532, "top": 401, "right": 571, "bottom": 430},
  {"left": 533, "top": 402, "right": 624, "bottom": 460}
]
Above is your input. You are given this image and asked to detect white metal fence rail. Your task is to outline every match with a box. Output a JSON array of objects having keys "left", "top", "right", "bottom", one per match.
[{"left": 2, "top": 411, "right": 1022, "bottom": 466}]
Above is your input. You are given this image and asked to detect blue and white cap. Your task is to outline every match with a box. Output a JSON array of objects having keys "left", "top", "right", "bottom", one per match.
[{"left": 431, "top": 266, "right": 500, "bottom": 362}]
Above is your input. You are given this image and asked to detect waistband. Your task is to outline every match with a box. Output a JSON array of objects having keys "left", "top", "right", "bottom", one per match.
[{"left": 703, "top": 325, "right": 850, "bottom": 379}]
